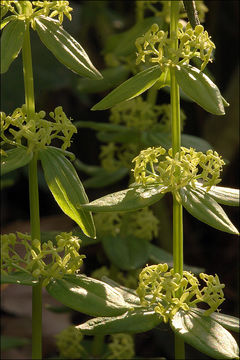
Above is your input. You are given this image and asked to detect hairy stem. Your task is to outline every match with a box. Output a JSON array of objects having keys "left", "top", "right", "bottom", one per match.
[
  {"left": 22, "top": 22, "right": 42, "bottom": 360},
  {"left": 170, "top": 2, "right": 185, "bottom": 359}
]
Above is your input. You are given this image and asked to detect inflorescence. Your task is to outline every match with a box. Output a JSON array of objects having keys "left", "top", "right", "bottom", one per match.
[
  {"left": 137, "top": 263, "right": 225, "bottom": 323},
  {"left": 135, "top": 22, "right": 215, "bottom": 71},
  {"left": 1, "top": 231, "right": 85, "bottom": 287},
  {"left": 0, "top": 105, "right": 77, "bottom": 151},
  {"left": 132, "top": 146, "right": 225, "bottom": 196}
]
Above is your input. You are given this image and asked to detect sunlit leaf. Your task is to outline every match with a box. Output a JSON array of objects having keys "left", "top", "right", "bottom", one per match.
[{"left": 1, "top": 147, "right": 33, "bottom": 176}]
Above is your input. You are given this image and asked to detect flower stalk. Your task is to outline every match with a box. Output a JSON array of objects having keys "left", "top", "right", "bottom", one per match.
[
  {"left": 170, "top": 2, "right": 185, "bottom": 359},
  {"left": 22, "top": 22, "right": 42, "bottom": 360}
]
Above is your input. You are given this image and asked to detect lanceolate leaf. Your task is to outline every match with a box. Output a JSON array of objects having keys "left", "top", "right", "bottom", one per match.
[
  {"left": 180, "top": 186, "right": 239, "bottom": 235},
  {"left": 92, "top": 65, "right": 162, "bottom": 111},
  {"left": 46, "top": 274, "right": 132, "bottom": 317},
  {"left": 175, "top": 64, "right": 225, "bottom": 115},
  {"left": 77, "top": 309, "right": 162, "bottom": 335},
  {"left": 193, "top": 308, "right": 240, "bottom": 333},
  {"left": 82, "top": 185, "right": 166, "bottom": 213},
  {"left": 102, "top": 234, "right": 150, "bottom": 271},
  {"left": 35, "top": 16, "right": 102, "bottom": 79},
  {"left": 83, "top": 168, "right": 128, "bottom": 189},
  {"left": 171, "top": 309, "right": 239, "bottom": 359},
  {"left": 39, "top": 147, "right": 95, "bottom": 238},
  {"left": 0, "top": 272, "right": 38, "bottom": 286},
  {"left": 101, "top": 277, "right": 140, "bottom": 306},
  {"left": 0, "top": 19, "right": 26, "bottom": 73},
  {"left": 197, "top": 184, "right": 240, "bottom": 207},
  {"left": 1, "top": 147, "right": 33, "bottom": 176}
]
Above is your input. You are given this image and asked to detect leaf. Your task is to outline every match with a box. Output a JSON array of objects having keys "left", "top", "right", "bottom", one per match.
[
  {"left": 77, "top": 308, "right": 162, "bottom": 335},
  {"left": 175, "top": 64, "right": 225, "bottom": 115},
  {"left": 103, "top": 16, "right": 165, "bottom": 57},
  {"left": 102, "top": 234, "right": 150, "bottom": 271},
  {"left": 197, "top": 184, "right": 240, "bottom": 207},
  {"left": 81, "top": 185, "right": 166, "bottom": 213},
  {"left": 0, "top": 15, "right": 17, "bottom": 30},
  {"left": 1, "top": 335, "right": 30, "bottom": 351},
  {"left": 46, "top": 274, "right": 132, "bottom": 317},
  {"left": 148, "top": 244, "right": 205, "bottom": 274},
  {"left": 77, "top": 65, "right": 130, "bottom": 93},
  {"left": 92, "top": 65, "right": 162, "bottom": 111},
  {"left": 39, "top": 147, "right": 96, "bottom": 238},
  {"left": 181, "top": 134, "right": 212, "bottom": 153},
  {"left": 83, "top": 168, "right": 128, "bottom": 189},
  {"left": 101, "top": 277, "right": 140, "bottom": 306},
  {"left": 1, "top": 147, "right": 33, "bottom": 176},
  {"left": 0, "top": 272, "right": 38, "bottom": 286},
  {"left": 0, "top": 19, "right": 26, "bottom": 73},
  {"left": 35, "top": 16, "right": 102, "bottom": 79},
  {"left": 180, "top": 186, "right": 239, "bottom": 235},
  {"left": 171, "top": 309, "right": 239, "bottom": 359},
  {"left": 193, "top": 308, "right": 240, "bottom": 333}
]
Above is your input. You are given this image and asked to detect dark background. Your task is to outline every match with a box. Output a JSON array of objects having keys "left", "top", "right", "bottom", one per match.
[{"left": 1, "top": 1, "right": 239, "bottom": 359}]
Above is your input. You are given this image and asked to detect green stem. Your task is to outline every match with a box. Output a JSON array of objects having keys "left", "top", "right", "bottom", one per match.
[
  {"left": 22, "top": 23, "right": 42, "bottom": 360},
  {"left": 170, "top": 2, "right": 185, "bottom": 360},
  {"left": 92, "top": 334, "right": 105, "bottom": 358}
]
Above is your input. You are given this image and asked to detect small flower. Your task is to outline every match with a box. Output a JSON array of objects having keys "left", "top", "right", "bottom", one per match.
[
  {"left": 107, "top": 334, "right": 135, "bottom": 360},
  {"left": 55, "top": 326, "right": 85, "bottom": 359}
]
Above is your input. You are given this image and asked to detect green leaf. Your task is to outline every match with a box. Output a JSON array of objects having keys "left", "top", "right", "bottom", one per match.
[
  {"left": 0, "top": 272, "right": 38, "bottom": 286},
  {"left": 92, "top": 65, "right": 162, "bottom": 111},
  {"left": 0, "top": 15, "right": 17, "bottom": 29},
  {"left": 198, "top": 184, "right": 240, "bottom": 207},
  {"left": 35, "top": 16, "right": 102, "bottom": 79},
  {"left": 82, "top": 185, "right": 166, "bottom": 213},
  {"left": 102, "top": 234, "right": 150, "bottom": 271},
  {"left": 148, "top": 244, "right": 205, "bottom": 274},
  {"left": 193, "top": 308, "right": 240, "bottom": 333},
  {"left": 1, "top": 335, "right": 30, "bottom": 351},
  {"left": 181, "top": 134, "right": 212, "bottom": 152},
  {"left": 39, "top": 147, "right": 96, "bottom": 238},
  {"left": 77, "top": 308, "right": 162, "bottom": 335},
  {"left": 180, "top": 186, "right": 239, "bottom": 235},
  {"left": 0, "top": 19, "right": 26, "bottom": 73},
  {"left": 101, "top": 277, "right": 140, "bottom": 307},
  {"left": 46, "top": 274, "right": 132, "bottom": 317},
  {"left": 103, "top": 16, "right": 165, "bottom": 57},
  {"left": 1, "top": 147, "right": 33, "bottom": 176},
  {"left": 175, "top": 64, "right": 225, "bottom": 115},
  {"left": 83, "top": 167, "right": 128, "bottom": 189},
  {"left": 171, "top": 309, "right": 239, "bottom": 359},
  {"left": 77, "top": 65, "right": 130, "bottom": 93}
]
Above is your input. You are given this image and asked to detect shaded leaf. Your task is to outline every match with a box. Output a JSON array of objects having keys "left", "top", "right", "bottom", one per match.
[
  {"left": 171, "top": 309, "right": 239, "bottom": 359},
  {"left": 175, "top": 64, "right": 225, "bottom": 115},
  {"left": 92, "top": 65, "right": 162, "bottom": 111},
  {"left": 83, "top": 167, "right": 128, "bottom": 189},
  {"left": 1, "top": 335, "right": 30, "bottom": 351},
  {"left": 198, "top": 184, "right": 240, "bottom": 207},
  {"left": 39, "top": 147, "right": 96, "bottom": 238},
  {"left": 35, "top": 16, "right": 102, "bottom": 79},
  {"left": 102, "top": 234, "right": 150, "bottom": 271},
  {"left": 77, "top": 308, "right": 162, "bottom": 335},
  {"left": 0, "top": 19, "right": 26, "bottom": 73},
  {"left": 180, "top": 186, "right": 239, "bottom": 235},
  {"left": 148, "top": 244, "right": 205, "bottom": 274},
  {"left": 1, "top": 147, "right": 33, "bottom": 176},
  {"left": 103, "top": 16, "right": 165, "bottom": 57},
  {"left": 46, "top": 274, "right": 132, "bottom": 317},
  {"left": 77, "top": 65, "right": 130, "bottom": 93},
  {"left": 0, "top": 272, "right": 38, "bottom": 286},
  {"left": 193, "top": 308, "right": 240, "bottom": 333},
  {"left": 82, "top": 185, "right": 166, "bottom": 213}
]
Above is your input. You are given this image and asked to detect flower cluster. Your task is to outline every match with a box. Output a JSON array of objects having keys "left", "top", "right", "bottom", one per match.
[
  {"left": 1, "top": 232, "right": 85, "bottom": 287},
  {"left": 100, "top": 142, "right": 137, "bottom": 172},
  {"left": 132, "top": 146, "right": 225, "bottom": 195},
  {"left": 55, "top": 326, "right": 85, "bottom": 359},
  {"left": 0, "top": 105, "right": 77, "bottom": 151},
  {"left": 94, "top": 207, "right": 159, "bottom": 241},
  {"left": 1, "top": 1, "right": 72, "bottom": 26},
  {"left": 136, "top": 263, "right": 225, "bottom": 323},
  {"left": 107, "top": 334, "right": 135, "bottom": 360},
  {"left": 135, "top": 22, "right": 215, "bottom": 71}
]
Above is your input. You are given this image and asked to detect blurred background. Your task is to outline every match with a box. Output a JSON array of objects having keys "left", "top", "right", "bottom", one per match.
[{"left": 1, "top": 1, "right": 239, "bottom": 359}]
